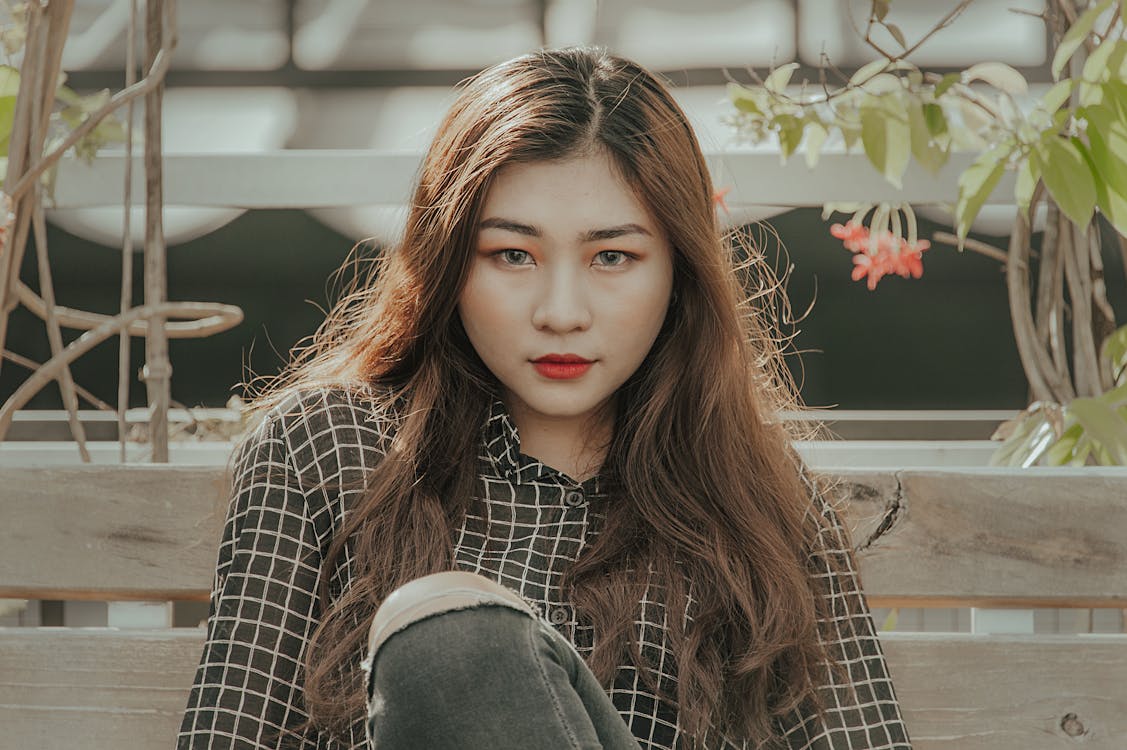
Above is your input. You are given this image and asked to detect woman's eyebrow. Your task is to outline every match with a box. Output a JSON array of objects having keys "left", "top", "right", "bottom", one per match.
[{"left": 477, "top": 217, "right": 653, "bottom": 242}]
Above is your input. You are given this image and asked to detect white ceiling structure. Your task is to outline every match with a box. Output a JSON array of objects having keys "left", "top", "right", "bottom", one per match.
[{"left": 47, "top": 0, "right": 1048, "bottom": 245}]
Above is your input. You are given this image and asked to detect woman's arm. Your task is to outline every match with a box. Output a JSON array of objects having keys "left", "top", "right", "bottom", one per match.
[
  {"left": 177, "top": 407, "right": 324, "bottom": 749},
  {"left": 775, "top": 469, "right": 913, "bottom": 750}
]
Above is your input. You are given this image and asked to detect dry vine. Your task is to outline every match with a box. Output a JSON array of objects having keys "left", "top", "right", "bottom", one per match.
[{"left": 0, "top": 0, "right": 244, "bottom": 459}]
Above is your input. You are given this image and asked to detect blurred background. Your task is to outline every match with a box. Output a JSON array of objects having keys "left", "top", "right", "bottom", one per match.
[{"left": 9, "top": 0, "right": 1112, "bottom": 411}]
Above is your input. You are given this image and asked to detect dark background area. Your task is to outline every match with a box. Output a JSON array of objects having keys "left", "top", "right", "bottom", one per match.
[{"left": 8, "top": 207, "right": 1123, "bottom": 412}]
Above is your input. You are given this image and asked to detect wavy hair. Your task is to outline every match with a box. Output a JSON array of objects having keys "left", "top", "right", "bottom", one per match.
[{"left": 250, "top": 46, "right": 838, "bottom": 747}]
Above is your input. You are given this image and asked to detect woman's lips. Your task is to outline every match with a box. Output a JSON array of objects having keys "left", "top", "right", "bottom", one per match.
[{"left": 531, "top": 355, "right": 594, "bottom": 380}]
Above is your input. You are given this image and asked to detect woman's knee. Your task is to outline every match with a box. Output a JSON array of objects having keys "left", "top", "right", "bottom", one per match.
[{"left": 363, "top": 571, "right": 537, "bottom": 681}]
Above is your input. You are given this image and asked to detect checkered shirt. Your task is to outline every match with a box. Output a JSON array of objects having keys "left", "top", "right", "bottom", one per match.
[{"left": 178, "top": 385, "right": 911, "bottom": 749}]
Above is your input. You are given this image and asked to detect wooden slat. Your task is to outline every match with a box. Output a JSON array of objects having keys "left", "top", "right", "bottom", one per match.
[
  {"left": 0, "top": 466, "right": 228, "bottom": 600},
  {"left": 0, "top": 628, "right": 1123, "bottom": 749},
  {"left": 1, "top": 466, "right": 1126, "bottom": 603},
  {"left": 883, "top": 633, "right": 1127, "bottom": 748},
  {"left": 833, "top": 468, "right": 1127, "bottom": 606},
  {"left": 0, "top": 628, "right": 201, "bottom": 749}
]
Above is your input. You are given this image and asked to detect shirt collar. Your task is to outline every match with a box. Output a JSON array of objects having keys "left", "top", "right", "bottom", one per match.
[{"left": 482, "top": 397, "right": 603, "bottom": 494}]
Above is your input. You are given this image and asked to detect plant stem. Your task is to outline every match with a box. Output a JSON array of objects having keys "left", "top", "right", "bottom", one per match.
[
  {"left": 931, "top": 231, "right": 1028, "bottom": 269},
  {"left": 1119, "top": 233, "right": 1127, "bottom": 290},
  {"left": 5, "top": 38, "right": 173, "bottom": 202},
  {"left": 0, "top": 349, "right": 115, "bottom": 412},
  {"left": 0, "top": 0, "right": 74, "bottom": 384},
  {"left": 1062, "top": 217, "right": 1103, "bottom": 396},
  {"left": 1006, "top": 191, "right": 1061, "bottom": 403},
  {"left": 119, "top": 0, "right": 139, "bottom": 463},
  {"left": 0, "top": 2, "right": 44, "bottom": 383},
  {"left": 143, "top": 0, "right": 170, "bottom": 463},
  {"left": 1035, "top": 200, "right": 1057, "bottom": 342},
  {"left": 1040, "top": 203, "right": 1073, "bottom": 395},
  {"left": 13, "top": 280, "right": 242, "bottom": 337},
  {"left": 896, "top": 1, "right": 976, "bottom": 60},
  {"left": 0, "top": 301, "right": 233, "bottom": 441},
  {"left": 32, "top": 194, "right": 90, "bottom": 461},
  {"left": 1087, "top": 224, "right": 1118, "bottom": 392}
]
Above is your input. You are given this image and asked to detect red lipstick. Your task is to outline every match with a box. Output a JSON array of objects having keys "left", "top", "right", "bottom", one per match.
[{"left": 531, "top": 354, "right": 593, "bottom": 380}]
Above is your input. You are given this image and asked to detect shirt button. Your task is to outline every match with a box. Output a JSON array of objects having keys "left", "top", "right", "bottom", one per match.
[
  {"left": 564, "top": 490, "right": 584, "bottom": 507},
  {"left": 549, "top": 606, "right": 569, "bottom": 625}
]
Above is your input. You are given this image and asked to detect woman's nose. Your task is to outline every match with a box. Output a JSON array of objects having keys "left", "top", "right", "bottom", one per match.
[{"left": 531, "top": 269, "right": 592, "bottom": 332}]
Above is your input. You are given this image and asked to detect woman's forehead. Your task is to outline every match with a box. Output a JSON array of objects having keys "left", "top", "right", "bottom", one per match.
[{"left": 479, "top": 154, "right": 658, "bottom": 232}]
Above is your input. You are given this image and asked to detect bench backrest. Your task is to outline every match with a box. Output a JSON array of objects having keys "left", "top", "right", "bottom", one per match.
[{"left": 2, "top": 465, "right": 1125, "bottom": 748}]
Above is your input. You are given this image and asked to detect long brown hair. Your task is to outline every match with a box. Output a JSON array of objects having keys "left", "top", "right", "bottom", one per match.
[{"left": 250, "top": 46, "right": 839, "bottom": 747}]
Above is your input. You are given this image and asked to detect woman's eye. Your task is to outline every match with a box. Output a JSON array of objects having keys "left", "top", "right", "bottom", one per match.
[
  {"left": 595, "top": 250, "right": 631, "bottom": 266},
  {"left": 497, "top": 249, "right": 532, "bottom": 265}
]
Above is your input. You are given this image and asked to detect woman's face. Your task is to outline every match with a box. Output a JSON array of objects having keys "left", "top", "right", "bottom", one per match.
[{"left": 458, "top": 151, "right": 675, "bottom": 436}]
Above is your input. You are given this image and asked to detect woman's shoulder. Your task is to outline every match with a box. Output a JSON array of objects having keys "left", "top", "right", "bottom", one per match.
[
  {"left": 244, "top": 381, "right": 407, "bottom": 489},
  {"left": 265, "top": 381, "right": 404, "bottom": 435}
]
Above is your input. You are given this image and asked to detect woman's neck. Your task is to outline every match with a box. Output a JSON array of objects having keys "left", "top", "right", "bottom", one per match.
[{"left": 508, "top": 404, "right": 613, "bottom": 483}]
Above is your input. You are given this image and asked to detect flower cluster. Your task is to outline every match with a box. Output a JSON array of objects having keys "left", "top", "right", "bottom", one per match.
[{"left": 830, "top": 221, "right": 930, "bottom": 290}]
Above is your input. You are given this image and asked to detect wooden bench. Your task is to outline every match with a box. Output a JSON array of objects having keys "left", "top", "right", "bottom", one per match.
[{"left": 2, "top": 465, "right": 1125, "bottom": 748}]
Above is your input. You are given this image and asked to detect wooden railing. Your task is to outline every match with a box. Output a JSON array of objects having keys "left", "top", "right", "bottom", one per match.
[{"left": 1, "top": 465, "right": 1125, "bottom": 748}]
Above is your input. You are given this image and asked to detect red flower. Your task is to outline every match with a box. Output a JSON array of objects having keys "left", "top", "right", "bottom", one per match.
[
  {"left": 831, "top": 221, "right": 929, "bottom": 290},
  {"left": 890, "top": 237, "right": 929, "bottom": 279},
  {"left": 712, "top": 186, "right": 731, "bottom": 215},
  {"left": 851, "top": 251, "right": 890, "bottom": 290},
  {"left": 830, "top": 221, "right": 868, "bottom": 252}
]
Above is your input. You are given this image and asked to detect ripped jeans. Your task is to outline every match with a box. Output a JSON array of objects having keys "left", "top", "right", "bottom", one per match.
[{"left": 361, "top": 571, "right": 643, "bottom": 750}]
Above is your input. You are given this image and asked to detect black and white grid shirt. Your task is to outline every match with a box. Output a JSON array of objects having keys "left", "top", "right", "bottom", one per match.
[{"left": 178, "top": 385, "right": 912, "bottom": 749}]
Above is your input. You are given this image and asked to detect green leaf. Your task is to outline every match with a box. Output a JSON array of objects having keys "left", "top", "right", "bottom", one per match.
[
  {"left": 0, "top": 95, "right": 16, "bottom": 154},
  {"left": 55, "top": 84, "right": 82, "bottom": 107},
  {"left": 0, "top": 65, "right": 19, "bottom": 97},
  {"left": 803, "top": 118, "right": 829, "bottom": 169},
  {"left": 886, "top": 23, "right": 907, "bottom": 49},
  {"left": 955, "top": 146, "right": 1009, "bottom": 243},
  {"left": 988, "top": 410, "right": 1056, "bottom": 467},
  {"left": 839, "top": 116, "right": 863, "bottom": 152},
  {"left": 765, "top": 62, "right": 800, "bottom": 93},
  {"left": 1106, "top": 381, "right": 1127, "bottom": 406},
  {"left": 908, "top": 99, "right": 948, "bottom": 175},
  {"left": 1082, "top": 37, "right": 1120, "bottom": 82},
  {"left": 1108, "top": 36, "right": 1127, "bottom": 78},
  {"left": 1100, "top": 324, "right": 1127, "bottom": 385},
  {"left": 861, "top": 97, "right": 911, "bottom": 188},
  {"left": 1101, "top": 80, "right": 1127, "bottom": 121},
  {"left": 1040, "top": 80, "right": 1074, "bottom": 114},
  {"left": 1051, "top": 0, "right": 1114, "bottom": 80},
  {"left": 963, "top": 62, "right": 1028, "bottom": 95},
  {"left": 851, "top": 59, "right": 890, "bottom": 88},
  {"left": 1093, "top": 171, "right": 1127, "bottom": 243},
  {"left": 1014, "top": 157, "right": 1040, "bottom": 217},
  {"left": 874, "top": 0, "right": 890, "bottom": 22},
  {"left": 934, "top": 72, "right": 960, "bottom": 98},
  {"left": 922, "top": 102, "right": 948, "bottom": 137},
  {"left": 775, "top": 113, "right": 804, "bottom": 160},
  {"left": 1043, "top": 421, "right": 1083, "bottom": 466},
  {"left": 1083, "top": 106, "right": 1127, "bottom": 197},
  {"left": 1034, "top": 135, "right": 1097, "bottom": 227},
  {"left": 728, "top": 82, "right": 764, "bottom": 115},
  {"left": 1069, "top": 396, "right": 1127, "bottom": 464}
]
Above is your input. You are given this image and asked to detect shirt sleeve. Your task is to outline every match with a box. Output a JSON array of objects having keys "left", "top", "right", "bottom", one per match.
[
  {"left": 178, "top": 409, "right": 323, "bottom": 749},
  {"left": 773, "top": 468, "right": 913, "bottom": 750}
]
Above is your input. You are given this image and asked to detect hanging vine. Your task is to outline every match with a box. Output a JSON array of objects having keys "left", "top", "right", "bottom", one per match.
[{"left": 0, "top": 0, "right": 243, "bottom": 460}]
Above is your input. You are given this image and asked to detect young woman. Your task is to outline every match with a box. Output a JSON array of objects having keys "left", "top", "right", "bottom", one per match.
[{"left": 178, "top": 46, "right": 911, "bottom": 750}]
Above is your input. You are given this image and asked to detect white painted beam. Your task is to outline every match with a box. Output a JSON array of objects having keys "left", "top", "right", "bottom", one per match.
[{"left": 50, "top": 150, "right": 1017, "bottom": 209}]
